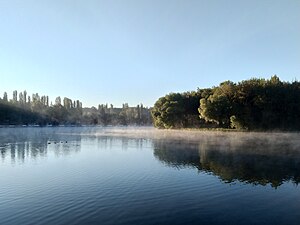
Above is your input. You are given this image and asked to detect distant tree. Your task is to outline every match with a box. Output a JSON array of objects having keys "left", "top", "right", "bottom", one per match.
[
  {"left": 32, "top": 93, "right": 40, "bottom": 104},
  {"left": 31, "top": 93, "right": 45, "bottom": 112},
  {"left": 98, "top": 106, "right": 110, "bottom": 125},
  {"left": 1, "top": 89, "right": 150, "bottom": 126},
  {"left": 19, "top": 92, "right": 24, "bottom": 104},
  {"left": 46, "top": 96, "right": 49, "bottom": 107},
  {"left": 3, "top": 92, "right": 8, "bottom": 102},
  {"left": 13, "top": 90, "right": 18, "bottom": 102},
  {"left": 46, "top": 104, "right": 68, "bottom": 124},
  {"left": 23, "top": 90, "right": 27, "bottom": 103},
  {"left": 137, "top": 104, "right": 141, "bottom": 121},
  {"left": 55, "top": 96, "right": 61, "bottom": 105},
  {"left": 76, "top": 100, "right": 82, "bottom": 109},
  {"left": 63, "top": 97, "right": 72, "bottom": 109}
]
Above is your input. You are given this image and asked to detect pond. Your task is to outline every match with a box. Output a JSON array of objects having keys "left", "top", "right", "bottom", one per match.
[{"left": 0, "top": 127, "right": 300, "bottom": 225}]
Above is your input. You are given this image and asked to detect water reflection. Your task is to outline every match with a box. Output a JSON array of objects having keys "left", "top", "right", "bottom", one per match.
[
  {"left": 2, "top": 127, "right": 300, "bottom": 188},
  {"left": 154, "top": 138, "right": 300, "bottom": 188},
  {"left": 81, "top": 134, "right": 150, "bottom": 151},
  {"left": 0, "top": 127, "right": 151, "bottom": 164},
  {"left": 0, "top": 127, "right": 82, "bottom": 164}
]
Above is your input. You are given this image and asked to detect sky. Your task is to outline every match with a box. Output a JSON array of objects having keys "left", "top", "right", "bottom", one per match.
[{"left": 0, "top": 0, "right": 299, "bottom": 107}]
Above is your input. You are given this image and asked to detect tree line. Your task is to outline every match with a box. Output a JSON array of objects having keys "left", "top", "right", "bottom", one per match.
[
  {"left": 0, "top": 91, "right": 152, "bottom": 126},
  {"left": 151, "top": 76, "right": 300, "bottom": 130},
  {"left": 81, "top": 103, "right": 152, "bottom": 126}
]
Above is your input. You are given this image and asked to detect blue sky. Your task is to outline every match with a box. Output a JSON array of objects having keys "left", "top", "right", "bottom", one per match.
[{"left": 1, "top": 0, "right": 299, "bottom": 107}]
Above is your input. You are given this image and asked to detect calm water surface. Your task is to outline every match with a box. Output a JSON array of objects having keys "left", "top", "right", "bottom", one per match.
[{"left": 0, "top": 127, "right": 300, "bottom": 225}]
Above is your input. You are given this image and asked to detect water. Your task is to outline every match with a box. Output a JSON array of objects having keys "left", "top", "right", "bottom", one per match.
[{"left": 0, "top": 127, "right": 300, "bottom": 225}]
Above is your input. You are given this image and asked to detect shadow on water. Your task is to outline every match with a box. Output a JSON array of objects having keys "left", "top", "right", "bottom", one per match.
[{"left": 153, "top": 136, "right": 300, "bottom": 188}]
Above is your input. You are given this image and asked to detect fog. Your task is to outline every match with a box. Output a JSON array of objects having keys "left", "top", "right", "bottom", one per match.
[
  {"left": 1, "top": 126, "right": 300, "bottom": 153},
  {"left": 1, "top": 126, "right": 300, "bottom": 187},
  {"left": 87, "top": 126, "right": 300, "bottom": 152}
]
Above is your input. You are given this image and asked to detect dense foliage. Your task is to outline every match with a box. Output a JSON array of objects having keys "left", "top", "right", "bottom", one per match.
[
  {"left": 0, "top": 91, "right": 152, "bottom": 126},
  {"left": 0, "top": 102, "right": 46, "bottom": 125},
  {"left": 152, "top": 76, "right": 300, "bottom": 130},
  {"left": 151, "top": 91, "right": 207, "bottom": 129},
  {"left": 82, "top": 103, "right": 152, "bottom": 126}
]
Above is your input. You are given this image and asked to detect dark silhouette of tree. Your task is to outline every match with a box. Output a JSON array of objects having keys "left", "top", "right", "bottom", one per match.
[
  {"left": 23, "top": 90, "right": 27, "bottom": 104},
  {"left": 13, "top": 90, "right": 17, "bottom": 102},
  {"left": 3, "top": 92, "right": 8, "bottom": 102},
  {"left": 0, "top": 89, "right": 151, "bottom": 126}
]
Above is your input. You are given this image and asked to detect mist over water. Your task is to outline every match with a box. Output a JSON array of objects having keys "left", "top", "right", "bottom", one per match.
[
  {"left": 1, "top": 127, "right": 300, "bottom": 225},
  {"left": 89, "top": 126, "right": 300, "bottom": 145}
]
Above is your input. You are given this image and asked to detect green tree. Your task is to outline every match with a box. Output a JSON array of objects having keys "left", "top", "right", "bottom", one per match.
[{"left": 152, "top": 93, "right": 186, "bottom": 128}]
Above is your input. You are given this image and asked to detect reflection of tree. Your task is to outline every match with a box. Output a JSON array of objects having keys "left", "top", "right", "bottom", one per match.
[
  {"left": 0, "top": 127, "right": 82, "bottom": 163},
  {"left": 154, "top": 140, "right": 201, "bottom": 169},
  {"left": 0, "top": 127, "right": 151, "bottom": 163},
  {"left": 81, "top": 135, "right": 147, "bottom": 151},
  {"left": 153, "top": 138, "right": 300, "bottom": 188},
  {"left": 0, "top": 140, "right": 82, "bottom": 163}
]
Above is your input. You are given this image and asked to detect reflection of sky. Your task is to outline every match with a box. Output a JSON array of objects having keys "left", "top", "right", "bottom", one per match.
[
  {"left": 1, "top": 127, "right": 300, "bottom": 187},
  {"left": 0, "top": 127, "right": 300, "bottom": 225}
]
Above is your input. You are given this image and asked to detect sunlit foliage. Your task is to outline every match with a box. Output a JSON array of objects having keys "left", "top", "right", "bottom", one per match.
[{"left": 152, "top": 76, "right": 300, "bottom": 130}]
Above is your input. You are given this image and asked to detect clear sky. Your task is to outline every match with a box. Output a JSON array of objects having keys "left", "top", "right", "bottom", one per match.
[{"left": 0, "top": 0, "right": 299, "bottom": 107}]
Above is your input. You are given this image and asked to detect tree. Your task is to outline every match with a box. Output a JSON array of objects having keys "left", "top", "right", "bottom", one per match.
[
  {"left": 3, "top": 92, "right": 8, "bottom": 102},
  {"left": 23, "top": 90, "right": 27, "bottom": 104},
  {"left": 198, "top": 83, "right": 235, "bottom": 128},
  {"left": 0, "top": 88, "right": 152, "bottom": 126},
  {"left": 76, "top": 100, "right": 82, "bottom": 109},
  {"left": 13, "top": 90, "right": 18, "bottom": 102},
  {"left": 55, "top": 96, "right": 61, "bottom": 105},
  {"left": 98, "top": 106, "right": 110, "bottom": 125},
  {"left": 152, "top": 93, "right": 187, "bottom": 128},
  {"left": 19, "top": 92, "right": 24, "bottom": 104},
  {"left": 63, "top": 97, "right": 72, "bottom": 109}
]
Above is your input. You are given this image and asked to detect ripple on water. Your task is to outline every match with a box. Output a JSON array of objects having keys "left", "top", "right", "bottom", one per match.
[{"left": 1, "top": 127, "right": 300, "bottom": 225}]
